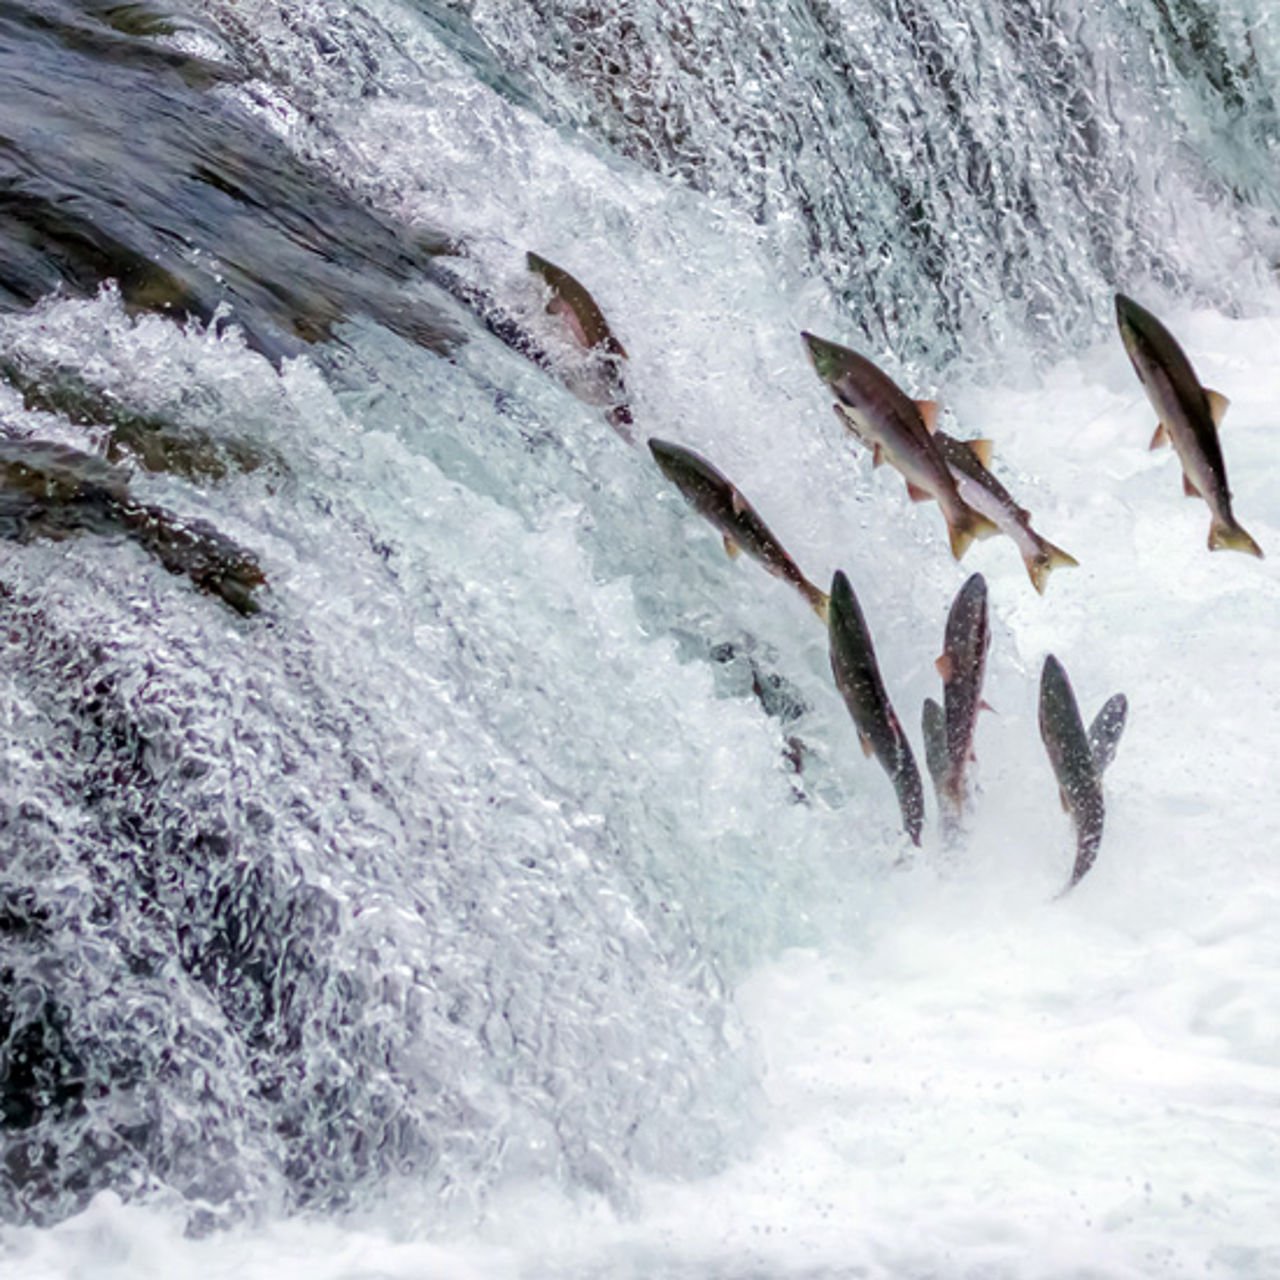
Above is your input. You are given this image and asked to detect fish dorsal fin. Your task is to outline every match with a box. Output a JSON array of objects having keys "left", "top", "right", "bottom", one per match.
[
  {"left": 1183, "top": 472, "right": 1201, "bottom": 499},
  {"left": 872, "top": 443, "right": 885, "bottom": 468},
  {"left": 915, "top": 399, "right": 941, "bottom": 433},
  {"left": 906, "top": 480, "right": 932, "bottom": 502},
  {"left": 1205, "top": 388, "right": 1229, "bottom": 426},
  {"left": 723, "top": 535, "right": 742, "bottom": 560},
  {"left": 858, "top": 731, "right": 875, "bottom": 759},
  {"left": 1149, "top": 422, "right": 1170, "bottom": 450},
  {"left": 966, "top": 438, "right": 994, "bottom": 468},
  {"left": 935, "top": 653, "right": 954, "bottom": 682}
]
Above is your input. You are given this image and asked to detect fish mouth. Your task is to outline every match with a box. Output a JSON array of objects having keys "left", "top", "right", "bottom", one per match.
[
  {"left": 1113, "top": 293, "right": 1146, "bottom": 348},
  {"left": 800, "top": 331, "right": 842, "bottom": 382}
]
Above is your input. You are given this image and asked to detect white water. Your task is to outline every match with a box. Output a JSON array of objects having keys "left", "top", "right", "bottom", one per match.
[
  {"left": 4, "top": 1, "right": 1280, "bottom": 1275},
  {"left": 5, "top": 285, "right": 1280, "bottom": 1276}
]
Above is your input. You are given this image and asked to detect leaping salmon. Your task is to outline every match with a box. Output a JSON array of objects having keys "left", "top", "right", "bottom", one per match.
[
  {"left": 1115, "top": 293, "right": 1262, "bottom": 558},
  {"left": 649, "top": 438, "right": 829, "bottom": 620},
  {"left": 802, "top": 332, "right": 998, "bottom": 560},
  {"left": 528, "top": 251, "right": 634, "bottom": 440},
  {"left": 929, "top": 573, "right": 991, "bottom": 836},
  {"left": 828, "top": 570, "right": 924, "bottom": 845},
  {"left": 931, "top": 431, "right": 1078, "bottom": 593},
  {"left": 1038, "top": 655, "right": 1128, "bottom": 893}
]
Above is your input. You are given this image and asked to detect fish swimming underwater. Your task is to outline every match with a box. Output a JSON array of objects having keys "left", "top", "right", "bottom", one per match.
[
  {"left": 828, "top": 569, "right": 924, "bottom": 845},
  {"left": 803, "top": 331, "right": 998, "bottom": 560},
  {"left": 1115, "top": 292, "right": 1262, "bottom": 558},
  {"left": 649, "top": 438, "right": 829, "bottom": 620}
]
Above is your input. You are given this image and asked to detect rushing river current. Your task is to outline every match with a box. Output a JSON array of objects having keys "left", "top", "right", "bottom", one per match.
[{"left": 2, "top": 1, "right": 1280, "bottom": 1276}]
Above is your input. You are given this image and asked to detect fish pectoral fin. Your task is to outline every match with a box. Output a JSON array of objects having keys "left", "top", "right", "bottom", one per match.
[
  {"left": 1182, "top": 472, "right": 1201, "bottom": 499},
  {"left": 935, "top": 653, "right": 954, "bottom": 681},
  {"left": 914, "top": 399, "right": 941, "bottom": 433},
  {"left": 1149, "top": 422, "right": 1171, "bottom": 450},
  {"left": 723, "top": 535, "right": 742, "bottom": 560},
  {"left": 980, "top": 699, "right": 996, "bottom": 714},
  {"left": 966, "top": 438, "right": 994, "bottom": 467},
  {"left": 1205, "top": 388, "right": 1230, "bottom": 426},
  {"left": 872, "top": 444, "right": 885, "bottom": 468},
  {"left": 905, "top": 481, "right": 933, "bottom": 503},
  {"left": 858, "top": 731, "right": 875, "bottom": 759}
]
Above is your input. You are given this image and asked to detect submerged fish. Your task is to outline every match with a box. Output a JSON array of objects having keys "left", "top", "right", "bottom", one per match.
[
  {"left": 930, "top": 573, "right": 990, "bottom": 835},
  {"left": 828, "top": 569, "right": 924, "bottom": 845},
  {"left": 931, "top": 430, "right": 1078, "bottom": 593},
  {"left": 803, "top": 332, "right": 998, "bottom": 560},
  {"left": 1115, "top": 293, "right": 1262, "bottom": 557},
  {"left": 1038, "top": 655, "right": 1128, "bottom": 892},
  {"left": 528, "top": 251, "right": 633, "bottom": 439},
  {"left": 649, "top": 438, "right": 829, "bottom": 620},
  {"left": 0, "top": 438, "right": 266, "bottom": 614}
]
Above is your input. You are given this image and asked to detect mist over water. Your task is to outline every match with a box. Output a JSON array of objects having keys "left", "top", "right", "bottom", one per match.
[{"left": 2, "top": 1, "right": 1280, "bottom": 1276}]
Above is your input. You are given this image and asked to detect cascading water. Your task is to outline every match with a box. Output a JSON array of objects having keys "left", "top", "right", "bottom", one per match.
[{"left": 2, "top": 1, "right": 1280, "bottom": 1275}]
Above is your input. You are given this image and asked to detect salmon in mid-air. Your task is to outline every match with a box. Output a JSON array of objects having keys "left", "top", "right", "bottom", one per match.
[
  {"left": 932, "top": 431, "right": 1078, "bottom": 593},
  {"left": 528, "top": 250, "right": 634, "bottom": 439},
  {"left": 927, "top": 573, "right": 991, "bottom": 835},
  {"left": 828, "top": 570, "right": 924, "bottom": 845},
  {"left": 802, "top": 332, "right": 998, "bottom": 560},
  {"left": 1038, "top": 655, "right": 1128, "bottom": 892},
  {"left": 649, "top": 438, "right": 829, "bottom": 620},
  {"left": 1115, "top": 292, "right": 1262, "bottom": 558}
]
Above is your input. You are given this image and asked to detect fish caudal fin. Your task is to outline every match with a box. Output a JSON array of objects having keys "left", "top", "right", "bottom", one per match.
[
  {"left": 946, "top": 508, "right": 1000, "bottom": 560},
  {"left": 1208, "top": 519, "right": 1264, "bottom": 558},
  {"left": 805, "top": 582, "right": 831, "bottom": 623},
  {"left": 1025, "top": 538, "right": 1080, "bottom": 594}
]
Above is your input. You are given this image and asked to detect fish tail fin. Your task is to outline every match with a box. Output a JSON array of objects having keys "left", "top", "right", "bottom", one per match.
[
  {"left": 1208, "top": 518, "right": 1264, "bottom": 558},
  {"left": 947, "top": 506, "right": 1000, "bottom": 560},
  {"left": 1025, "top": 538, "right": 1080, "bottom": 594},
  {"left": 805, "top": 581, "right": 831, "bottom": 623}
]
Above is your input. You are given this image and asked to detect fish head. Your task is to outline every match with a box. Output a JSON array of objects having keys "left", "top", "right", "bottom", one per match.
[
  {"left": 647, "top": 437, "right": 689, "bottom": 484},
  {"left": 801, "top": 331, "right": 871, "bottom": 392},
  {"left": 1114, "top": 293, "right": 1162, "bottom": 368}
]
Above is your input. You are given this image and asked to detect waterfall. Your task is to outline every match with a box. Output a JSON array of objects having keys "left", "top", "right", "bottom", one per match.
[{"left": 1, "top": 0, "right": 1278, "bottom": 1268}]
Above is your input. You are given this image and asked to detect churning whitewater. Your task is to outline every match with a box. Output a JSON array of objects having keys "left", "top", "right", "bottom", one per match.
[{"left": 2, "top": 0, "right": 1280, "bottom": 1276}]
